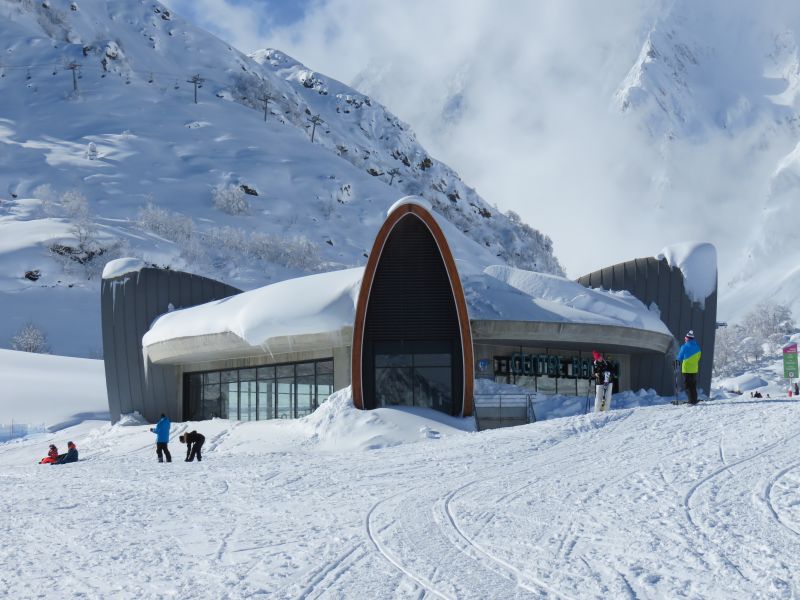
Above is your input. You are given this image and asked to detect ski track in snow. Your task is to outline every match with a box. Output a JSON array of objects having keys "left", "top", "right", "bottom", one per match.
[{"left": 3, "top": 400, "right": 800, "bottom": 598}]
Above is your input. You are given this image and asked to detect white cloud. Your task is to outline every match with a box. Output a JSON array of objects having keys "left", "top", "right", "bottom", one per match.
[{"left": 164, "top": 0, "right": 800, "bottom": 284}]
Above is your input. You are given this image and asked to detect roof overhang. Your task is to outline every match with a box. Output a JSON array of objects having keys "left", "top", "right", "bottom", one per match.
[
  {"left": 145, "top": 326, "right": 354, "bottom": 366},
  {"left": 470, "top": 319, "right": 674, "bottom": 355}
]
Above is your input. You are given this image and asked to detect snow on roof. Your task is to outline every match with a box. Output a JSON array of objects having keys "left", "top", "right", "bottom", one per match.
[
  {"left": 102, "top": 257, "right": 146, "bottom": 280},
  {"left": 465, "top": 266, "right": 670, "bottom": 334},
  {"left": 656, "top": 242, "right": 717, "bottom": 306},
  {"left": 386, "top": 195, "right": 433, "bottom": 217},
  {"left": 143, "top": 262, "right": 670, "bottom": 352},
  {"left": 142, "top": 267, "right": 364, "bottom": 348}
]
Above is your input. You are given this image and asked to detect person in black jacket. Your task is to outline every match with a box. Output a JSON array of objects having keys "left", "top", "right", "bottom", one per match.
[
  {"left": 53, "top": 441, "right": 78, "bottom": 465},
  {"left": 179, "top": 431, "right": 205, "bottom": 462}
]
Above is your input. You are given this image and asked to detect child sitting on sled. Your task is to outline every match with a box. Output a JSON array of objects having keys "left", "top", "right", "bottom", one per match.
[{"left": 39, "top": 444, "right": 58, "bottom": 464}]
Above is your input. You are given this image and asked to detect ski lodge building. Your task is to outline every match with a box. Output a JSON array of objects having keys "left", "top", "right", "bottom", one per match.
[{"left": 101, "top": 197, "right": 717, "bottom": 425}]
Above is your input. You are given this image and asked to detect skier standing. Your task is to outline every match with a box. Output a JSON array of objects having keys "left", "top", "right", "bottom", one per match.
[
  {"left": 150, "top": 414, "right": 172, "bottom": 463},
  {"left": 677, "top": 330, "right": 702, "bottom": 405},
  {"left": 592, "top": 350, "right": 613, "bottom": 412},
  {"left": 179, "top": 430, "right": 205, "bottom": 462}
]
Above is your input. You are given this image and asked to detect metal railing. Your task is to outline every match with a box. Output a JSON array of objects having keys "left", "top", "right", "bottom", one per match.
[{"left": 473, "top": 394, "right": 536, "bottom": 430}]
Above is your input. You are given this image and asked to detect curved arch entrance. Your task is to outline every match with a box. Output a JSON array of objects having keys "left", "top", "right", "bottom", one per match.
[{"left": 352, "top": 201, "right": 473, "bottom": 416}]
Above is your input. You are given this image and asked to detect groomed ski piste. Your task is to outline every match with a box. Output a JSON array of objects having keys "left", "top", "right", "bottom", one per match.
[{"left": 2, "top": 352, "right": 800, "bottom": 599}]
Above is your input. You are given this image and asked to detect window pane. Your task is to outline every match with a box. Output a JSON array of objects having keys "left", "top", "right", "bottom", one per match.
[
  {"left": 296, "top": 362, "right": 314, "bottom": 377},
  {"left": 414, "top": 367, "right": 452, "bottom": 413},
  {"left": 257, "top": 366, "right": 275, "bottom": 380},
  {"left": 219, "top": 385, "right": 230, "bottom": 419},
  {"left": 203, "top": 371, "right": 220, "bottom": 385},
  {"left": 277, "top": 365, "right": 294, "bottom": 379},
  {"left": 413, "top": 353, "right": 451, "bottom": 367},
  {"left": 316, "top": 371, "right": 334, "bottom": 406},
  {"left": 296, "top": 382, "right": 314, "bottom": 417},
  {"left": 221, "top": 370, "right": 237, "bottom": 384},
  {"left": 376, "top": 354, "right": 412, "bottom": 368},
  {"left": 375, "top": 367, "right": 413, "bottom": 406},
  {"left": 239, "top": 368, "right": 257, "bottom": 382},
  {"left": 276, "top": 380, "right": 293, "bottom": 418},
  {"left": 240, "top": 381, "right": 257, "bottom": 421},
  {"left": 226, "top": 381, "right": 238, "bottom": 419},
  {"left": 258, "top": 379, "right": 274, "bottom": 420},
  {"left": 186, "top": 374, "right": 203, "bottom": 421},
  {"left": 316, "top": 360, "right": 334, "bottom": 375}
]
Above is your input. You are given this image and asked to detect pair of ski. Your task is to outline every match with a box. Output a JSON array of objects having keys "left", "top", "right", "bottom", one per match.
[{"left": 671, "top": 359, "right": 699, "bottom": 405}]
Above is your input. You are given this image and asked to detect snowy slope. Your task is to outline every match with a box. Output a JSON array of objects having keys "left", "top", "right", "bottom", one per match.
[
  {"left": 3, "top": 392, "right": 800, "bottom": 598},
  {"left": 0, "top": 348, "right": 108, "bottom": 427},
  {"left": 0, "top": 0, "right": 562, "bottom": 356}
]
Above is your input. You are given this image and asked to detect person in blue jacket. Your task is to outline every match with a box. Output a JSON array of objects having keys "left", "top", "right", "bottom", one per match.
[
  {"left": 677, "top": 330, "right": 702, "bottom": 405},
  {"left": 53, "top": 441, "right": 79, "bottom": 465},
  {"left": 150, "top": 414, "right": 172, "bottom": 463}
]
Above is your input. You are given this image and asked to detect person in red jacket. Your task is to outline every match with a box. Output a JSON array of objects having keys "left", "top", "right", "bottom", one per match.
[{"left": 39, "top": 444, "right": 58, "bottom": 464}]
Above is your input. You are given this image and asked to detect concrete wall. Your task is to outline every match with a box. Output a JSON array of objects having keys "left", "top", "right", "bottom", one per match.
[
  {"left": 577, "top": 257, "right": 717, "bottom": 397},
  {"left": 100, "top": 268, "right": 241, "bottom": 423}
]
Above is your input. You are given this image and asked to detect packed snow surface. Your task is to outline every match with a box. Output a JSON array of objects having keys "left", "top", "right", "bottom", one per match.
[
  {"left": 3, "top": 390, "right": 800, "bottom": 598},
  {"left": 0, "top": 350, "right": 108, "bottom": 428},
  {"left": 143, "top": 264, "right": 670, "bottom": 350},
  {"left": 101, "top": 257, "right": 146, "bottom": 280},
  {"left": 657, "top": 242, "right": 717, "bottom": 306}
]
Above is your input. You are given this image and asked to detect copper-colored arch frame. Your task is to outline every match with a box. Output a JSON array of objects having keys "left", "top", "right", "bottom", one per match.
[{"left": 351, "top": 202, "right": 474, "bottom": 416}]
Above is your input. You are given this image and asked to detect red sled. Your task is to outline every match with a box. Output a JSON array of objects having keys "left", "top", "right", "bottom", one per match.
[{"left": 39, "top": 457, "right": 56, "bottom": 464}]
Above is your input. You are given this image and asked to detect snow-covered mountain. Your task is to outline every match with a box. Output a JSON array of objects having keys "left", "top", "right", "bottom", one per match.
[
  {"left": 332, "top": 0, "right": 800, "bottom": 325},
  {"left": 616, "top": 4, "right": 800, "bottom": 140},
  {"left": 0, "top": 0, "right": 562, "bottom": 356},
  {"left": 615, "top": 1, "right": 800, "bottom": 323}
]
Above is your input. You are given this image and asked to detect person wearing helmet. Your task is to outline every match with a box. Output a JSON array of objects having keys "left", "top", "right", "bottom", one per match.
[
  {"left": 677, "top": 330, "right": 702, "bottom": 405},
  {"left": 53, "top": 441, "right": 78, "bottom": 464}
]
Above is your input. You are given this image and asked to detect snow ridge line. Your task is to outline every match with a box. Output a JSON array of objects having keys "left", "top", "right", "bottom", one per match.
[
  {"left": 441, "top": 482, "right": 569, "bottom": 600},
  {"left": 763, "top": 460, "right": 800, "bottom": 538},
  {"left": 682, "top": 427, "right": 800, "bottom": 581},
  {"left": 365, "top": 492, "right": 452, "bottom": 600}
]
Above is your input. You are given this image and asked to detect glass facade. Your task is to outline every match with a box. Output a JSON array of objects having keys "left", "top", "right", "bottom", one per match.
[
  {"left": 374, "top": 341, "right": 453, "bottom": 414},
  {"left": 492, "top": 353, "right": 618, "bottom": 396},
  {"left": 184, "top": 359, "right": 334, "bottom": 421}
]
